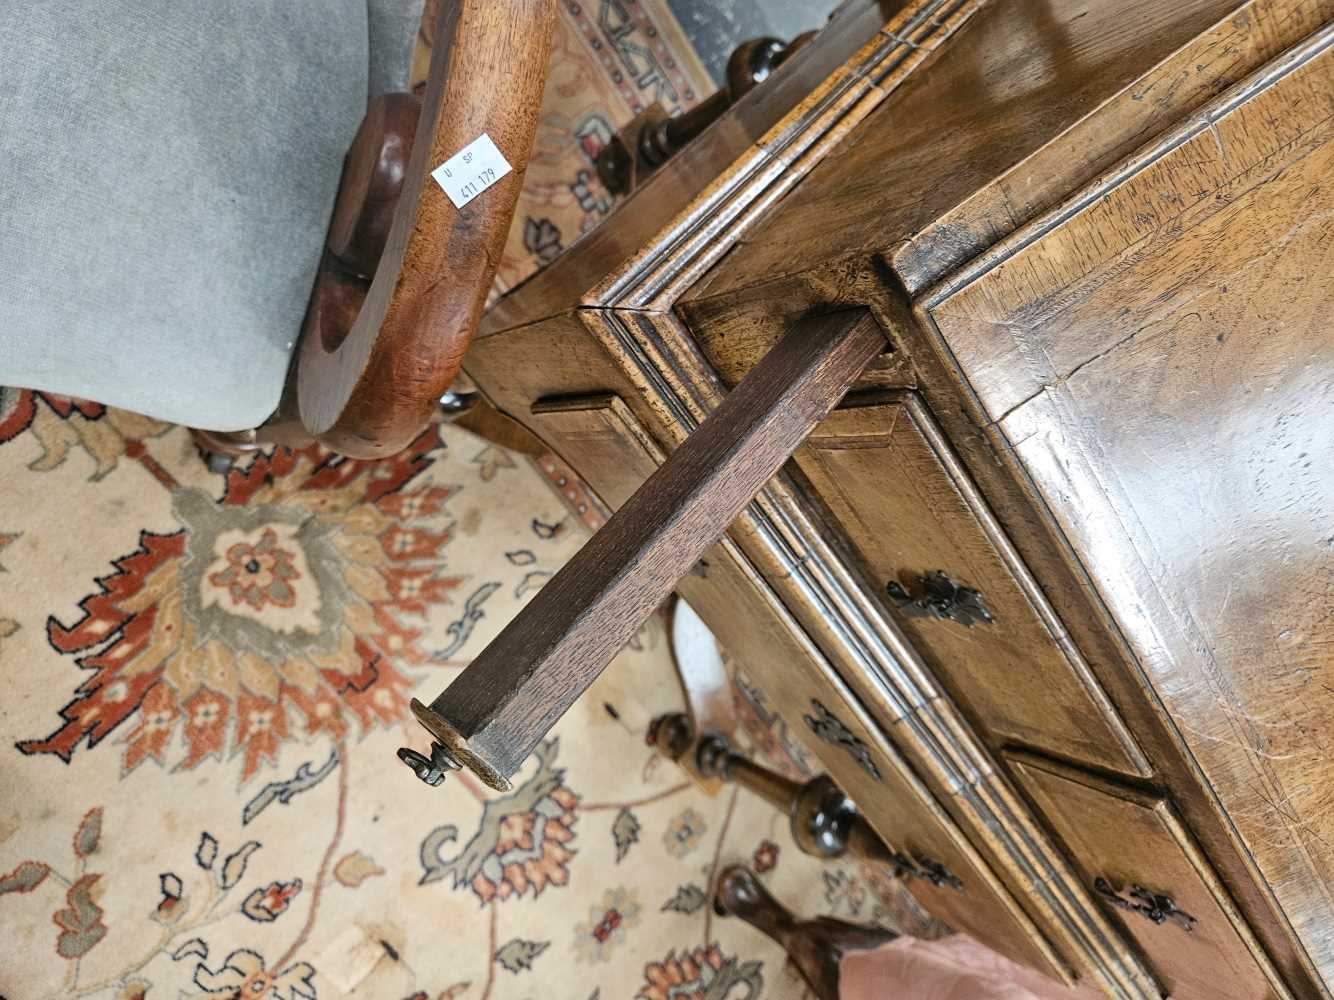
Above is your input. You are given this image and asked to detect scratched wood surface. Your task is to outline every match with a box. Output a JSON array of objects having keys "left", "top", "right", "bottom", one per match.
[
  {"left": 926, "top": 24, "right": 1334, "bottom": 982},
  {"left": 692, "top": 0, "right": 1332, "bottom": 303},
  {"left": 455, "top": 1, "right": 1334, "bottom": 995},
  {"left": 665, "top": 3, "right": 1334, "bottom": 994},
  {"left": 519, "top": 386, "right": 1070, "bottom": 978},
  {"left": 297, "top": 0, "right": 554, "bottom": 457},
  {"left": 475, "top": 0, "right": 914, "bottom": 338}
]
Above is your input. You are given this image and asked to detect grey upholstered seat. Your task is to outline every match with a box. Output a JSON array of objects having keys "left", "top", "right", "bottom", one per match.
[{"left": 0, "top": 0, "right": 421, "bottom": 432}]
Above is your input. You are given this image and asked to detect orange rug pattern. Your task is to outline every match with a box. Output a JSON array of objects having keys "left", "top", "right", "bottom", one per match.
[{"left": 0, "top": 8, "right": 937, "bottom": 999}]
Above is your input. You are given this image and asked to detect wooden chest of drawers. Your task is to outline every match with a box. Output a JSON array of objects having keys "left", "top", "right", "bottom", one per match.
[{"left": 463, "top": 1, "right": 1334, "bottom": 995}]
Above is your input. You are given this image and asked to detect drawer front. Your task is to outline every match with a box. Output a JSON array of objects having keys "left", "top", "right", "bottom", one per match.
[
  {"left": 794, "top": 393, "right": 1147, "bottom": 776},
  {"left": 529, "top": 393, "right": 662, "bottom": 508},
  {"left": 923, "top": 30, "right": 1334, "bottom": 977},
  {"left": 683, "top": 544, "right": 1072, "bottom": 984},
  {"left": 1010, "top": 754, "right": 1291, "bottom": 1000},
  {"left": 529, "top": 391, "right": 1072, "bottom": 982}
]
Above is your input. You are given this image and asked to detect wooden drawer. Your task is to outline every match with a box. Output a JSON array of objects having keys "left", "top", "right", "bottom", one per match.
[
  {"left": 793, "top": 392, "right": 1148, "bottom": 777},
  {"left": 528, "top": 391, "right": 1074, "bottom": 983},
  {"left": 685, "top": 545, "right": 1073, "bottom": 985},
  {"left": 530, "top": 393, "right": 661, "bottom": 507},
  {"left": 1010, "top": 754, "right": 1291, "bottom": 1000}
]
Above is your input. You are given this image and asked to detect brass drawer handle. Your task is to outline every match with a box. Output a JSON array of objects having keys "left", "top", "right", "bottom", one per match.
[
  {"left": 887, "top": 571, "right": 994, "bottom": 627},
  {"left": 892, "top": 851, "right": 964, "bottom": 891},
  {"left": 1093, "top": 877, "right": 1197, "bottom": 932}
]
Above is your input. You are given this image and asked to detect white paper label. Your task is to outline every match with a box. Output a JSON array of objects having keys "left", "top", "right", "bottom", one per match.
[{"left": 431, "top": 134, "right": 513, "bottom": 209}]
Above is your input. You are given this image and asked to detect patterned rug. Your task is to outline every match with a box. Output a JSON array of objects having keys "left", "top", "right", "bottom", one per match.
[
  {"left": 0, "top": 405, "right": 932, "bottom": 1000},
  {"left": 0, "top": 5, "right": 937, "bottom": 999}
]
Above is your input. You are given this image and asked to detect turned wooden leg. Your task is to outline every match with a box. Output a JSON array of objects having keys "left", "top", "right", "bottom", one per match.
[
  {"left": 649, "top": 715, "right": 899, "bottom": 868},
  {"left": 596, "top": 32, "right": 817, "bottom": 196},
  {"left": 715, "top": 865, "right": 897, "bottom": 1000}
]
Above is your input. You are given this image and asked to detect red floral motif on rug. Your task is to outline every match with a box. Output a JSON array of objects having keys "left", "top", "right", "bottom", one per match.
[
  {"left": 0, "top": 389, "right": 103, "bottom": 443},
  {"left": 0, "top": 6, "right": 942, "bottom": 998},
  {"left": 18, "top": 430, "right": 462, "bottom": 783},
  {"left": 417, "top": 738, "right": 580, "bottom": 905}
]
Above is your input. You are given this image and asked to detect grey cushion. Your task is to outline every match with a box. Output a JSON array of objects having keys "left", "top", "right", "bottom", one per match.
[
  {"left": 0, "top": 0, "right": 422, "bottom": 432},
  {"left": 369, "top": 0, "right": 423, "bottom": 98}
]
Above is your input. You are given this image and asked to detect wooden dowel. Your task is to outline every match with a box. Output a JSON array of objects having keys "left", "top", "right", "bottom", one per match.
[
  {"left": 727, "top": 756, "right": 807, "bottom": 814},
  {"left": 407, "top": 309, "right": 886, "bottom": 789},
  {"left": 692, "top": 730, "right": 898, "bottom": 866}
]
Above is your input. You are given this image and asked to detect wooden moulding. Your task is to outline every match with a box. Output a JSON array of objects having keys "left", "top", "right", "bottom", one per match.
[
  {"left": 915, "top": 20, "right": 1334, "bottom": 994},
  {"left": 411, "top": 309, "right": 887, "bottom": 789},
  {"left": 667, "top": 5, "right": 1334, "bottom": 993},
  {"left": 511, "top": 1, "right": 1169, "bottom": 994},
  {"left": 511, "top": 377, "right": 1077, "bottom": 980}
]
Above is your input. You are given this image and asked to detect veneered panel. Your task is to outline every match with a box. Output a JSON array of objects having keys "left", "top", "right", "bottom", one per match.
[
  {"left": 529, "top": 391, "right": 1073, "bottom": 980},
  {"left": 1012, "top": 754, "right": 1290, "bottom": 1000},
  {"left": 929, "top": 33, "right": 1334, "bottom": 975},
  {"left": 796, "top": 395, "right": 1147, "bottom": 775}
]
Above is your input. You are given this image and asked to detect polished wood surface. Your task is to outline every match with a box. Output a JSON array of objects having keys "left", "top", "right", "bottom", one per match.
[
  {"left": 296, "top": 0, "right": 555, "bottom": 458},
  {"left": 925, "top": 22, "right": 1334, "bottom": 980},
  {"left": 326, "top": 92, "right": 423, "bottom": 281},
  {"left": 298, "top": 90, "right": 423, "bottom": 445},
  {"left": 648, "top": 716, "right": 901, "bottom": 868},
  {"left": 686, "top": 546, "right": 1073, "bottom": 978},
  {"left": 413, "top": 310, "right": 886, "bottom": 789},
  {"left": 476, "top": 0, "right": 923, "bottom": 337},
  {"left": 1011, "top": 754, "right": 1291, "bottom": 1000},
  {"left": 596, "top": 33, "right": 815, "bottom": 197},
  {"left": 452, "top": 1, "right": 1334, "bottom": 995},
  {"left": 692, "top": 0, "right": 1327, "bottom": 302},
  {"left": 510, "top": 378, "right": 1068, "bottom": 977},
  {"left": 796, "top": 394, "right": 1148, "bottom": 777},
  {"left": 529, "top": 394, "right": 663, "bottom": 507}
]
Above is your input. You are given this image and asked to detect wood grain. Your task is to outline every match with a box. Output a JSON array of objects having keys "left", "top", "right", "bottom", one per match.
[
  {"left": 693, "top": 0, "right": 1334, "bottom": 305},
  {"left": 1011, "top": 753, "right": 1292, "bottom": 1000},
  {"left": 326, "top": 92, "right": 423, "bottom": 281},
  {"left": 796, "top": 394, "right": 1149, "bottom": 776},
  {"left": 926, "top": 24, "right": 1334, "bottom": 979},
  {"left": 529, "top": 393, "right": 664, "bottom": 507},
  {"left": 523, "top": 387, "right": 1073, "bottom": 979},
  {"left": 454, "top": 1, "right": 1334, "bottom": 994},
  {"left": 476, "top": 0, "right": 921, "bottom": 338},
  {"left": 459, "top": 2, "right": 1162, "bottom": 993},
  {"left": 413, "top": 309, "right": 887, "bottom": 785},
  {"left": 651, "top": 4, "right": 1333, "bottom": 993},
  {"left": 297, "top": 0, "right": 555, "bottom": 457}
]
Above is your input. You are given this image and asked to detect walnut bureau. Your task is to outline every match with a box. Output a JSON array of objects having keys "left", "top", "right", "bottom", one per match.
[{"left": 457, "top": 1, "right": 1334, "bottom": 996}]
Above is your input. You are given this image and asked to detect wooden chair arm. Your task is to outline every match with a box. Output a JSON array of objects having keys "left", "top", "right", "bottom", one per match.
[{"left": 297, "top": 0, "right": 555, "bottom": 458}]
